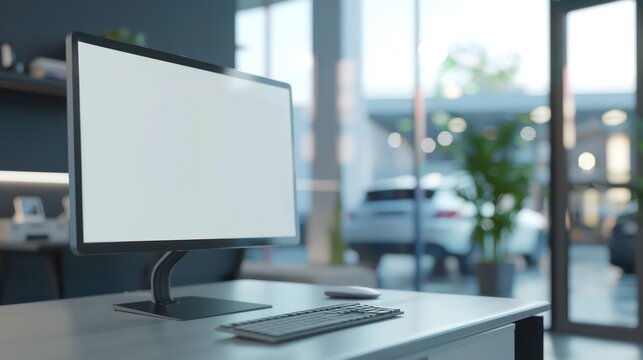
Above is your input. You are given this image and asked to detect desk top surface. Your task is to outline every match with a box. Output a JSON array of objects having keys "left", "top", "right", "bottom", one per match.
[{"left": 0, "top": 279, "right": 549, "bottom": 360}]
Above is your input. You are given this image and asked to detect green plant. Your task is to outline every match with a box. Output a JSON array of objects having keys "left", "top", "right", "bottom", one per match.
[
  {"left": 451, "top": 118, "right": 533, "bottom": 263},
  {"left": 329, "top": 192, "right": 346, "bottom": 265}
]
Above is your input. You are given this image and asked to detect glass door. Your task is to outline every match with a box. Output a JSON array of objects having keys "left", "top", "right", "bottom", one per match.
[{"left": 551, "top": 0, "right": 643, "bottom": 340}]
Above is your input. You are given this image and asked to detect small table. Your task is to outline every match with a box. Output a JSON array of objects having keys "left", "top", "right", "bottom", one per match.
[{"left": 0, "top": 279, "right": 549, "bottom": 359}]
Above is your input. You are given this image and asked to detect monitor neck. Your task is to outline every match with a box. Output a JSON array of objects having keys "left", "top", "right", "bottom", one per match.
[
  {"left": 114, "top": 248, "right": 270, "bottom": 320},
  {"left": 151, "top": 250, "right": 188, "bottom": 305}
]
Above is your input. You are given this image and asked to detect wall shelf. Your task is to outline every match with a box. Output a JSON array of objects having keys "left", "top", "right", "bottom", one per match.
[{"left": 0, "top": 72, "right": 65, "bottom": 97}]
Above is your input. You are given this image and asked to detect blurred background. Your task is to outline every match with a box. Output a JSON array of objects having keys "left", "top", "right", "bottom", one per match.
[
  {"left": 0, "top": 0, "right": 642, "bottom": 358},
  {"left": 239, "top": 0, "right": 638, "bottom": 336}
]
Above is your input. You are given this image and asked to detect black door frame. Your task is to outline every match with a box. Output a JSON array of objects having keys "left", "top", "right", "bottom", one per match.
[{"left": 550, "top": 0, "right": 643, "bottom": 341}]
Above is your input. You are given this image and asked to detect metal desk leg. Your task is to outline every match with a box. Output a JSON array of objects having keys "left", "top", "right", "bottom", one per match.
[
  {"left": 0, "top": 254, "right": 10, "bottom": 305},
  {"left": 515, "top": 316, "right": 544, "bottom": 360},
  {"left": 44, "top": 252, "right": 63, "bottom": 299}
]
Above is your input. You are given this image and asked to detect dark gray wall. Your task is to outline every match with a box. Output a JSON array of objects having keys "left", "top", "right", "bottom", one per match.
[
  {"left": 0, "top": 0, "right": 236, "bottom": 171},
  {"left": 0, "top": 2, "right": 243, "bottom": 305}
]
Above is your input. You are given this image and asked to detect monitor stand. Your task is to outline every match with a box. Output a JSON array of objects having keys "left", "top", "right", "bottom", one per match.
[{"left": 113, "top": 250, "right": 271, "bottom": 320}]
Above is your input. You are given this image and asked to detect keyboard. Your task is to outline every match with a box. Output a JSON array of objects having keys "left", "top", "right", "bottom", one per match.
[{"left": 217, "top": 303, "right": 403, "bottom": 343}]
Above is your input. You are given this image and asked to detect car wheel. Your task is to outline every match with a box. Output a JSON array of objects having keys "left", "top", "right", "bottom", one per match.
[
  {"left": 621, "top": 264, "right": 635, "bottom": 274},
  {"left": 524, "top": 230, "right": 546, "bottom": 267},
  {"left": 351, "top": 245, "right": 383, "bottom": 270},
  {"left": 524, "top": 254, "right": 539, "bottom": 267},
  {"left": 456, "top": 254, "right": 473, "bottom": 276}
]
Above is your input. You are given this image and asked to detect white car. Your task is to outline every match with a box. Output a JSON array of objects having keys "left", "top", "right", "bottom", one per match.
[{"left": 345, "top": 173, "right": 546, "bottom": 273}]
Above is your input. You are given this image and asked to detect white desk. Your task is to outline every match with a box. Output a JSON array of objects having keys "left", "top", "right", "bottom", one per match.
[{"left": 0, "top": 279, "right": 548, "bottom": 360}]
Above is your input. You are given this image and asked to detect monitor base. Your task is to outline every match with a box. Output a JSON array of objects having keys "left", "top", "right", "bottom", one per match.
[{"left": 114, "top": 296, "right": 271, "bottom": 321}]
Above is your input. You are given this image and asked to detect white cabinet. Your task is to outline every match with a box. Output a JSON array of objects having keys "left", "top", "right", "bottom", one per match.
[{"left": 399, "top": 324, "right": 515, "bottom": 360}]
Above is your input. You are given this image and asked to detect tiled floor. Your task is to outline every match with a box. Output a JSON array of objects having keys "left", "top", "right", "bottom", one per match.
[
  {"left": 545, "top": 333, "right": 643, "bottom": 360},
  {"left": 376, "top": 245, "right": 637, "bottom": 328}
]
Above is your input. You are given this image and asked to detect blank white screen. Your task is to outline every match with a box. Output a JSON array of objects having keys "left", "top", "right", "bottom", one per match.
[{"left": 77, "top": 42, "right": 297, "bottom": 243}]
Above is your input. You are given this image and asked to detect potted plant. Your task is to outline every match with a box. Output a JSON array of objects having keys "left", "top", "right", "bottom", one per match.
[{"left": 452, "top": 118, "right": 533, "bottom": 296}]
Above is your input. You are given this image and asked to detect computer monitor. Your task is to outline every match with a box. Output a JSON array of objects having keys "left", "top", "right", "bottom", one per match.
[{"left": 66, "top": 32, "right": 299, "bottom": 320}]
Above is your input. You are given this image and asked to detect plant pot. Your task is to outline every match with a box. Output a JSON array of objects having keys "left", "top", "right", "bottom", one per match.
[{"left": 475, "top": 262, "right": 515, "bottom": 297}]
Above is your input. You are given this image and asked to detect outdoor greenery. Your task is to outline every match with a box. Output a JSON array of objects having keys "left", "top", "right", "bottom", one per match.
[{"left": 436, "top": 45, "right": 521, "bottom": 97}]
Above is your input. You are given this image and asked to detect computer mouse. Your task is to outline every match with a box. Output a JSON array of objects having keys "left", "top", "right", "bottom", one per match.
[{"left": 324, "top": 286, "right": 381, "bottom": 299}]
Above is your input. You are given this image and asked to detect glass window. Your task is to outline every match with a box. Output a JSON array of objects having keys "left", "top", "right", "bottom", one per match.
[
  {"left": 235, "top": 7, "right": 267, "bottom": 77},
  {"left": 270, "top": 0, "right": 313, "bottom": 106},
  {"left": 420, "top": 0, "right": 549, "bottom": 98},
  {"left": 565, "top": 0, "right": 637, "bottom": 328},
  {"left": 361, "top": 0, "right": 414, "bottom": 99},
  {"left": 358, "top": 0, "right": 552, "bottom": 313},
  {"left": 236, "top": 1, "right": 313, "bottom": 262}
]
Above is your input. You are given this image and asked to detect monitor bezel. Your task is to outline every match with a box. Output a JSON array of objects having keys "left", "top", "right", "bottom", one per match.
[{"left": 67, "top": 32, "right": 300, "bottom": 255}]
